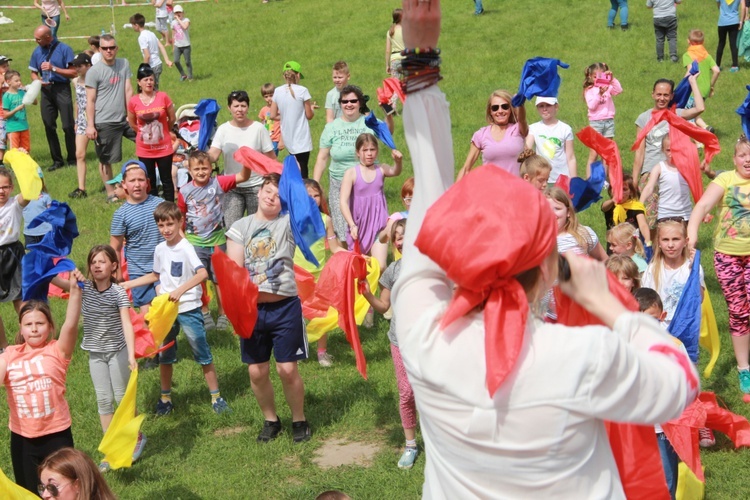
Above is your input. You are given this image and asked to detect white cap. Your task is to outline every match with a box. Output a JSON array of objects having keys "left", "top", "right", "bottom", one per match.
[
  {"left": 535, "top": 96, "right": 558, "bottom": 106},
  {"left": 173, "top": 4, "right": 183, "bottom": 12}
]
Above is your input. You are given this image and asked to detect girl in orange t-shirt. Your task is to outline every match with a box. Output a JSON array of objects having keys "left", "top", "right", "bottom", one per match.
[{"left": 0, "top": 270, "right": 83, "bottom": 492}]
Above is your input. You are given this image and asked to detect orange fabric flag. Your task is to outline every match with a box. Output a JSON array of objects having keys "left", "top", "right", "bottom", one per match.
[
  {"left": 577, "top": 126, "right": 624, "bottom": 203},
  {"left": 233, "top": 146, "right": 283, "bottom": 175},
  {"left": 211, "top": 247, "right": 258, "bottom": 339}
]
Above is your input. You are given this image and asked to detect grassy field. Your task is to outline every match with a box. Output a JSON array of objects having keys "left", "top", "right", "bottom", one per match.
[{"left": 2, "top": 0, "right": 750, "bottom": 498}]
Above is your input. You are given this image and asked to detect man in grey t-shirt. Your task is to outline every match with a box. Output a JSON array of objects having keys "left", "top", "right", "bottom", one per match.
[
  {"left": 632, "top": 76, "right": 705, "bottom": 232},
  {"left": 85, "top": 34, "right": 135, "bottom": 200}
]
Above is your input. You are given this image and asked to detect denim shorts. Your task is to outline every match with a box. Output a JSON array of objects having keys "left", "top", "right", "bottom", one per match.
[
  {"left": 131, "top": 282, "right": 157, "bottom": 308},
  {"left": 589, "top": 118, "right": 615, "bottom": 138},
  {"left": 159, "top": 307, "right": 214, "bottom": 365},
  {"left": 240, "top": 296, "right": 307, "bottom": 364},
  {"left": 194, "top": 243, "right": 226, "bottom": 282}
]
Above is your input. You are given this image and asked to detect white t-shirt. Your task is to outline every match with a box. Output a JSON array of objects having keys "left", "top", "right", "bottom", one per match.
[
  {"left": 529, "top": 120, "right": 574, "bottom": 182},
  {"left": 211, "top": 121, "right": 274, "bottom": 188},
  {"left": 138, "top": 30, "right": 162, "bottom": 68},
  {"left": 91, "top": 52, "right": 102, "bottom": 66},
  {"left": 272, "top": 83, "right": 313, "bottom": 155},
  {"left": 557, "top": 225, "right": 598, "bottom": 256},
  {"left": 641, "top": 259, "right": 705, "bottom": 325},
  {"left": 153, "top": 238, "right": 205, "bottom": 313},
  {"left": 0, "top": 196, "right": 23, "bottom": 246}
]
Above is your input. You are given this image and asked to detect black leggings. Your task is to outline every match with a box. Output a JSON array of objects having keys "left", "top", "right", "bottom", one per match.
[
  {"left": 11, "top": 427, "right": 74, "bottom": 492},
  {"left": 141, "top": 154, "right": 175, "bottom": 202},
  {"left": 717, "top": 23, "right": 740, "bottom": 68},
  {"left": 293, "top": 151, "right": 311, "bottom": 179}
]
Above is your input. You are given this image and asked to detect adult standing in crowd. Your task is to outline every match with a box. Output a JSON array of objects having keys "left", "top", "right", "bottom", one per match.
[
  {"left": 457, "top": 89, "right": 528, "bottom": 179},
  {"left": 33, "top": 0, "right": 70, "bottom": 39},
  {"left": 393, "top": 1, "right": 698, "bottom": 497},
  {"left": 85, "top": 34, "right": 135, "bottom": 203},
  {"left": 127, "top": 64, "right": 176, "bottom": 202},
  {"left": 29, "top": 25, "right": 76, "bottom": 171},
  {"left": 208, "top": 90, "right": 276, "bottom": 229},
  {"left": 312, "top": 85, "right": 373, "bottom": 243},
  {"left": 385, "top": 8, "right": 404, "bottom": 77},
  {"left": 715, "top": 0, "right": 745, "bottom": 72}
]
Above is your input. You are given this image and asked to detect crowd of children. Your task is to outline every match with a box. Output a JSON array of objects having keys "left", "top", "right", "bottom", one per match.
[{"left": 3, "top": 1, "right": 750, "bottom": 497}]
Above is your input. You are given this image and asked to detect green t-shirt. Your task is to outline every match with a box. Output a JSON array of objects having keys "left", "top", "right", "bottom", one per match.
[
  {"left": 2, "top": 90, "right": 28, "bottom": 133},
  {"left": 319, "top": 115, "right": 372, "bottom": 180},
  {"left": 681, "top": 52, "right": 717, "bottom": 99}
]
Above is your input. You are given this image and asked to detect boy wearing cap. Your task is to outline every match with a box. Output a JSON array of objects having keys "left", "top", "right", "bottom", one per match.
[
  {"left": 109, "top": 160, "right": 165, "bottom": 313},
  {"left": 171, "top": 5, "right": 192, "bottom": 81},
  {"left": 525, "top": 97, "right": 577, "bottom": 184},
  {"left": 0, "top": 56, "right": 11, "bottom": 166},
  {"left": 129, "top": 12, "right": 172, "bottom": 91}
]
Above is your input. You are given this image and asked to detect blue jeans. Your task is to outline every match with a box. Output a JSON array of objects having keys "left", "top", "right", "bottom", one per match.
[
  {"left": 657, "top": 432, "right": 678, "bottom": 500},
  {"left": 42, "top": 14, "right": 61, "bottom": 39},
  {"left": 474, "top": 0, "right": 483, "bottom": 15},
  {"left": 159, "top": 308, "right": 214, "bottom": 365},
  {"left": 608, "top": 0, "right": 628, "bottom": 27}
]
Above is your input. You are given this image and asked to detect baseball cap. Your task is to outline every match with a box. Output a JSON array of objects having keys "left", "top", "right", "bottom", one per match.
[
  {"left": 106, "top": 173, "right": 123, "bottom": 185},
  {"left": 120, "top": 160, "right": 147, "bottom": 178},
  {"left": 282, "top": 61, "right": 304, "bottom": 79},
  {"left": 173, "top": 4, "right": 183, "bottom": 13},
  {"left": 535, "top": 96, "right": 558, "bottom": 106},
  {"left": 68, "top": 52, "right": 91, "bottom": 67},
  {"left": 0, "top": 56, "right": 12, "bottom": 65}
]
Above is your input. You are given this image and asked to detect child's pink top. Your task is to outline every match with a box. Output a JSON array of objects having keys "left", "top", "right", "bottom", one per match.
[
  {"left": 584, "top": 77, "right": 622, "bottom": 121},
  {"left": 1, "top": 341, "right": 71, "bottom": 438}
]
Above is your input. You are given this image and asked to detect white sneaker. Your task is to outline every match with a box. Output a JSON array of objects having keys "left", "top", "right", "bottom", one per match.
[{"left": 318, "top": 352, "right": 334, "bottom": 367}]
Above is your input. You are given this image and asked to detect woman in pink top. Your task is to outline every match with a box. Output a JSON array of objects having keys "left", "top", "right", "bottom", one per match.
[
  {"left": 457, "top": 88, "right": 527, "bottom": 179},
  {"left": 0, "top": 270, "right": 83, "bottom": 493},
  {"left": 127, "top": 63, "right": 176, "bottom": 201}
]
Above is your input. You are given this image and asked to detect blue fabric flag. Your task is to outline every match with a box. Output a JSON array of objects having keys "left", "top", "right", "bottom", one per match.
[
  {"left": 667, "top": 250, "right": 702, "bottom": 362},
  {"left": 22, "top": 251, "right": 76, "bottom": 301},
  {"left": 670, "top": 61, "right": 699, "bottom": 108},
  {"left": 195, "top": 99, "right": 220, "bottom": 152},
  {"left": 569, "top": 161, "right": 605, "bottom": 212},
  {"left": 278, "top": 156, "right": 326, "bottom": 267},
  {"left": 737, "top": 85, "right": 750, "bottom": 138},
  {"left": 511, "top": 57, "right": 570, "bottom": 107},
  {"left": 364, "top": 112, "right": 396, "bottom": 150},
  {"left": 26, "top": 201, "right": 78, "bottom": 256}
]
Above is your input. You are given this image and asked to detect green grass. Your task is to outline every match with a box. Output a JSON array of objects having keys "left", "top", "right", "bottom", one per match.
[{"left": 1, "top": 0, "right": 750, "bottom": 498}]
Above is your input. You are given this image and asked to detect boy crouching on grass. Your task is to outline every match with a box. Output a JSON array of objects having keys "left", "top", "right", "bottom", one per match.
[
  {"left": 122, "top": 202, "right": 230, "bottom": 416},
  {"left": 226, "top": 173, "right": 311, "bottom": 444}
]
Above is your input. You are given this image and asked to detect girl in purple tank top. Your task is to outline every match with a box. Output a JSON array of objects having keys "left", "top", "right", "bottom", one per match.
[{"left": 340, "top": 133, "right": 403, "bottom": 268}]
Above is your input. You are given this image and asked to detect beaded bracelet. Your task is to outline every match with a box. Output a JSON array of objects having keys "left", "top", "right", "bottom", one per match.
[
  {"left": 400, "top": 47, "right": 441, "bottom": 56},
  {"left": 400, "top": 48, "right": 442, "bottom": 94}
]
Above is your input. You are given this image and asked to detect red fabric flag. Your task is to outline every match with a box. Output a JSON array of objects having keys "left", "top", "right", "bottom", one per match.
[
  {"left": 414, "top": 166, "right": 556, "bottom": 396},
  {"left": 377, "top": 77, "right": 406, "bottom": 105},
  {"left": 604, "top": 422, "right": 670, "bottom": 500},
  {"left": 553, "top": 268, "right": 639, "bottom": 326},
  {"left": 554, "top": 174, "right": 571, "bottom": 196},
  {"left": 211, "top": 247, "right": 258, "bottom": 339},
  {"left": 294, "top": 264, "right": 328, "bottom": 319},
  {"left": 131, "top": 308, "right": 174, "bottom": 359},
  {"left": 233, "top": 146, "right": 283, "bottom": 175},
  {"left": 313, "top": 249, "right": 368, "bottom": 379},
  {"left": 577, "top": 126, "right": 624, "bottom": 203},
  {"left": 631, "top": 109, "right": 720, "bottom": 203}
]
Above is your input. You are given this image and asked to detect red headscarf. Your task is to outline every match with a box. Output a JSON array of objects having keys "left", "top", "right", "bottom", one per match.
[{"left": 414, "top": 166, "right": 556, "bottom": 396}]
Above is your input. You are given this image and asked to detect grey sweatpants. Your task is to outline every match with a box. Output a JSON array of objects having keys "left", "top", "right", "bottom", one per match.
[{"left": 88, "top": 346, "right": 130, "bottom": 415}]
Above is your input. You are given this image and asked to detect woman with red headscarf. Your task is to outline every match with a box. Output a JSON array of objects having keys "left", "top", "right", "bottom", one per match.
[{"left": 392, "top": 1, "right": 698, "bottom": 498}]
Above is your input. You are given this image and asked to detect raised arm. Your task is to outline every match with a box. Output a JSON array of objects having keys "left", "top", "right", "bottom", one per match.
[
  {"left": 381, "top": 149, "right": 403, "bottom": 177},
  {"left": 515, "top": 103, "right": 528, "bottom": 138},
  {"left": 680, "top": 73, "right": 704, "bottom": 121},
  {"left": 57, "top": 270, "right": 85, "bottom": 360},
  {"left": 392, "top": 0, "right": 455, "bottom": 337}
]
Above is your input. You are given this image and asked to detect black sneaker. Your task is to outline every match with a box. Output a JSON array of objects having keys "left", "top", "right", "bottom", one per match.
[
  {"left": 292, "top": 420, "right": 311, "bottom": 443},
  {"left": 257, "top": 418, "right": 282, "bottom": 443},
  {"left": 48, "top": 162, "right": 64, "bottom": 171},
  {"left": 68, "top": 188, "right": 88, "bottom": 199}
]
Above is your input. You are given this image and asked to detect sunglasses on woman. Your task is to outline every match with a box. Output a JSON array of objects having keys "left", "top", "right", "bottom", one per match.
[
  {"left": 38, "top": 482, "right": 72, "bottom": 497},
  {"left": 340, "top": 99, "right": 359, "bottom": 104},
  {"left": 491, "top": 103, "right": 511, "bottom": 112}
]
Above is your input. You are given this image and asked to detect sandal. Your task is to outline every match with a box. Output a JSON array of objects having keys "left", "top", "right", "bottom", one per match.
[{"left": 107, "top": 194, "right": 121, "bottom": 204}]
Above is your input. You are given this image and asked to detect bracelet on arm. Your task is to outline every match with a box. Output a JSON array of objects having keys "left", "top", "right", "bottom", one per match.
[{"left": 400, "top": 48, "right": 442, "bottom": 94}]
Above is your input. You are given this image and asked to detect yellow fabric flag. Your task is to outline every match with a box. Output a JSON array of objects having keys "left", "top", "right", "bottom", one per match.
[
  {"left": 307, "top": 257, "right": 380, "bottom": 342},
  {"left": 98, "top": 369, "right": 145, "bottom": 469},
  {"left": 0, "top": 468, "right": 37, "bottom": 500},
  {"left": 676, "top": 462, "right": 704, "bottom": 500},
  {"left": 145, "top": 294, "right": 179, "bottom": 346},
  {"left": 3, "top": 149, "right": 42, "bottom": 201},
  {"left": 700, "top": 289, "right": 720, "bottom": 378}
]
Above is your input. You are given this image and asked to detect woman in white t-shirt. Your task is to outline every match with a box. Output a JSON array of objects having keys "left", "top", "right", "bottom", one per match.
[{"left": 269, "top": 61, "right": 315, "bottom": 178}]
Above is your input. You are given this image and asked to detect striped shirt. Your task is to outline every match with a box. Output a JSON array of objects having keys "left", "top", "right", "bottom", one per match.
[
  {"left": 81, "top": 280, "right": 131, "bottom": 352},
  {"left": 110, "top": 195, "right": 164, "bottom": 277}
]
